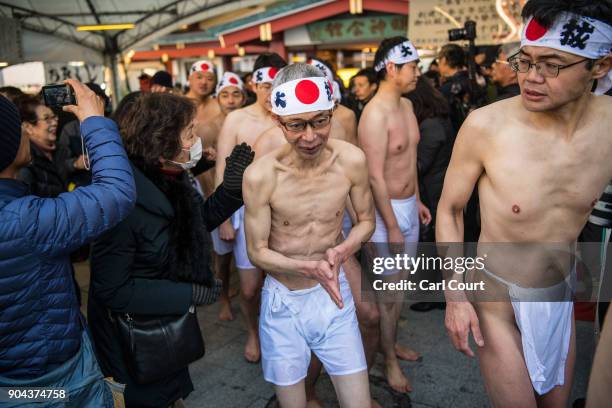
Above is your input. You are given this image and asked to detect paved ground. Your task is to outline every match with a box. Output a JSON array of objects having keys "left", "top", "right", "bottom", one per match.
[{"left": 75, "top": 262, "right": 594, "bottom": 408}]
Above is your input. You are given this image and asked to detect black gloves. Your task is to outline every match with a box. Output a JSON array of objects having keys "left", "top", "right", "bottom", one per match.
[
  {"left": 192, "top": 279, "right": 222, "bottom": 305},
  {"left": 223, "top": 142, "right": 254, "bottom": 198}
]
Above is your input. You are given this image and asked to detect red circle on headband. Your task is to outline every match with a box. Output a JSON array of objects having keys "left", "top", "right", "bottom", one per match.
[
  {"left": 268, "top": 67, "right": 278, "bottom": 79},
  {"left": 200, "top": 63, "right": 210, "bottom": 71},
  {"left": 525, "top": 19, "right": 547, "bottom": 41},
  {"left": 229, "top": 77, "right": 238, "bottom": 84},
  {"left": 295, "top": 80, "right": 319, "bottom": 104}
]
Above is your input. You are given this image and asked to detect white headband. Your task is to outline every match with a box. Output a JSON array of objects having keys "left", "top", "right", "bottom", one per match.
[
  {"left": 374, "top": 40, "right": 419, "bottom": 72},
  {"left": 216, "top": 72, "right": 244, "bottom": 95},
  {"left": 190, "top": 60, "right": 216, "bottom": 75},
  {"left": 271, "top": 76, "right": 334, "bottom": 116},
  {"left": 307, "top": 58, "right": 341, "bottom": 102},
  {"left": 521, "top": 13, "right": 612, "bottom": 59},
  {"left": 252, "top": 66, "right": 279, "bottom": 84}
]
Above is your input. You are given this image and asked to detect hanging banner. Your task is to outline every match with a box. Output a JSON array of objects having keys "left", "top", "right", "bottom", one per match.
[
  {"left": 44, "top": 63, "right": 105, "bottom": 84},
  {"left": 307, "top": 15, "right": 408, "bottom": 43}
]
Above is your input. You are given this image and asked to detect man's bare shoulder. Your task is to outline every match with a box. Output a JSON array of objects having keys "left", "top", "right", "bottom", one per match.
[
  {"left": 592, "top": 94, "right": 612, "bottom": 117},
  {"left": 254, "top": 126, "right": 285, "bottom": 157},
  {"left": 328, "top": 138, "right": 366, "bottom": 167},
  {"left": 335, "top": 104, "right": 356, "bottom": 122},
  {"left": 244, "top": 154, "right": 275, "bottom": 189}
]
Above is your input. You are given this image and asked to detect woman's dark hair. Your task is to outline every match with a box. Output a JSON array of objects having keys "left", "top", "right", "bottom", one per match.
[
  {"left": 253, "top": 52, "right": 287, "bottom": 71},
  {"left": 374, "top": 36, "right": 409, "bottom": 82},
  {"left": 0, "top": 86, "right": 25, "bottom": 103},
  {"left": 521, "top": 0, "right": 611, "bottom": 27},
  {"left": 439, "top": 44, "right": 466, "bottom": 69},
  {"left": 405, "top": 76, "right": 449, "bottom": 123},
  {"left": 112, "top": 91, "right": 141, "bottom": 127},
  {"left": 13, "top": 94, "right": 41, "bottom": 124},
  {"left": 119, "top": 92, "right": 195, "bottom": 171},
  {"left": 423, "top": 70, "right": 441, "bottom": 89}
]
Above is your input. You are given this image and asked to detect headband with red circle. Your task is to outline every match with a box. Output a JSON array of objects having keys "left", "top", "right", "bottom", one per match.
[
  {"left": 190, "top": 60, "right": 216, "bottom": 76},
  {"left": 271, "top": 77, "right": 334, "bottom": 116},
  {"left": 216, "top": 72, "right": 244, "bottom": 95},
  {"left": 252, "top": 66, "right": 279, "bottom": 84}
]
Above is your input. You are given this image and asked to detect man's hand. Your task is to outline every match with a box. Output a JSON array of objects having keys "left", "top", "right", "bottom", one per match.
[
  {"left": 223, "top": 142, "right": 255, "bottom": 198},
  {"left": 62, "top": 79, "right": 104, "bottom": 122},
  {"left": 73, "top": 154, "right": 89, "bottom": 170},
  {"left": 387, "top": 226, "right": 405, "bottom": 256},
  {"left": 311, "top": 259, "right": 343, "bottom": 309},
  {"left": 219, "top": 219, "right": 236, "bottom": 241},
  {"left": 445, "top": 301, "right": 484, "bottom": 357},
  {"left": 418, "top": 201, "right": 432, "bottom": 225}
]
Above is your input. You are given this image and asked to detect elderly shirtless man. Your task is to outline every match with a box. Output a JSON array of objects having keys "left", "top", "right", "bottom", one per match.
[
  {"left": 215, "top": 53, "right": 287, "bottom": 362},
  {"left": 359, "top": 36, "right": 432, "bottom": 393},
  {"left": 243, "top": 62, "right": 375, "bottom": 408},
  {"left": 437, "top": 1, "right": 612, "bottom": 406}
]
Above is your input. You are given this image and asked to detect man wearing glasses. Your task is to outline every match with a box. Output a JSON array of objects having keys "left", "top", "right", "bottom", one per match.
[
  {"left": 243, "top": 63, "right": 375, "bottom": 407},
  {"left": 437, "top": 0, "right": 611, "bottom": 406},
  {"left": 490, "top": 42, "right": 521, "bottom": 103}
]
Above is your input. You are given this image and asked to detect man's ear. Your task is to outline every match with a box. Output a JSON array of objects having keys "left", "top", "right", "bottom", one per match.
[
  {"left": 591, "top": 56, "right": 611, "bottom": 80},
  {"left": 270, "top": 113, "right": 281, "bottom": 126}
]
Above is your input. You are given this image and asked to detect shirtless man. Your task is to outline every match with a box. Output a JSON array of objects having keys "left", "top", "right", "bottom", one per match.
[
  {"left": 185, "top": 59, "right": 221, "bottom": 127},
  {"left": 198, "top": 72, "right": 246, "bottom": 321},
  {"left": 243, "top": 62, "right": 375, "bottom": 408},
  {"left": 359, "top": 36, "right": 432, "bottom": 393},
  {"left": 253, "top": 100, "right": 380, "bottom": 408},
  {"left": 437, "top": 1, "right": 612, "bottom": 406},
  {"left": 215, "top": 53, "right": 287, "bottom": 362}
]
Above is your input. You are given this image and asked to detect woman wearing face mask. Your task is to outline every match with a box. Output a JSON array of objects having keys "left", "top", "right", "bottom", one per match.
[{"left": 87, "top": 92, "right": 253, "bottom": 407}]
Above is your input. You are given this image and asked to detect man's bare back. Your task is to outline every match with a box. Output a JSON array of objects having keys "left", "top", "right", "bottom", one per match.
[
  {"left": 247, "top": 139, "right": 363, "bottom": 289},
  {"left": 359, "top": 96, "right": 419, "bottom": 198}
]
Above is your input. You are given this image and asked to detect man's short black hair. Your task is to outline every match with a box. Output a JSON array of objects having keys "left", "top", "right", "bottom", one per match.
[
  {"left": 439, "top": 44, "right": 466, "bottom": 69},
  {"left": 253, "top": 53, "right": 287, "bottom": 71},
  {"left": 354, "top": 68, "right": 376, "bottom": 85},
  {"left": 374, "top": 36, "right": 409, "bottom": 81},
  {"left": 521, "top": 0, "right": 612, "bottom": 27}
]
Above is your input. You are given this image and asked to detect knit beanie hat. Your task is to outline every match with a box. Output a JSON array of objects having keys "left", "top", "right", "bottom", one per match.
[{"left": 0, "top": 95, "right": 22, "bottom": 172}]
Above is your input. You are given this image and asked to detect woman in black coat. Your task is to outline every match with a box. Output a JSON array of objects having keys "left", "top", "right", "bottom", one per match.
[{"left": 88, "top": 93, "right": 253, "bottom": 407}]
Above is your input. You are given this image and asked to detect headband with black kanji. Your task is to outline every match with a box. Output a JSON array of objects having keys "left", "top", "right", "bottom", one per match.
[
  {"left": 216, "top": 72, "right": 244, "bottom": 95},
  {"left": 190, "top": 60, "right": 216, "bottom": 76},
  {"left": 252, "top": 67, "right": 279, "bottom": 84},
  {"left": 374, "top": 40, "right": 419, "bottom": 72},
  {"left": 306, "top": 58, "right": 342, "bottom": 102},
  {"left": 271, "top": 77, "right": 334, "bottom": 116}
]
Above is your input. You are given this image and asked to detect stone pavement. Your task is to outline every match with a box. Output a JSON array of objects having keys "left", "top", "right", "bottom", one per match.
[{"left": 75, "top": 263, "right": 594, "bottom": 408}]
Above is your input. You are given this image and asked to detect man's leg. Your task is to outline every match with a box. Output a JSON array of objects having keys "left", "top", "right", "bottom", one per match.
[
  {"left": 215, "top": 252, "right": 234, "bottom": 321},
  {"left": 536, "top": 314, "right": 576, "bottom": 408},
  {"left": 275, "top": 380, "right": 307, "bottom": 408},
  {"left": 586, "top": 306, "right": 612, "bottom": 408},
  {"left": 239, "top": 267, "right": 264, "bottom": 362},
  {"left": 330, "top": 371, "right": 371, "bottom": 408},
  {"left": 476, "top": 302, "right": 538, "bottom": 407}
]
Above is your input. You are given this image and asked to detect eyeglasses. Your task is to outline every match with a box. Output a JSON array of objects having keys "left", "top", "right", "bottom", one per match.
[
  {"left": 508, "top": 57, "right": 590, "bottom": 78},
  {"left": 494, "top": 59, "right": 510, "bottom": 65},
  {"left": 278, "top": 114, "right": 332, "bottom": 133},
  {"left": 36, "top": 115, "right": 58, "bottom": 123}
]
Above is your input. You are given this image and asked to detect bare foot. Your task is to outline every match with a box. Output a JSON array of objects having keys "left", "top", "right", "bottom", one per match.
[
  {"left": 385, "top": 360, "right": 412, "bottom": 393},
  {"left": 395, "top": 343, "right": 421, "bottom": 362},
  {"left": 306, "top": 399, "right": 322, "bottom": 408},
  {"left": 244, "top": 332, "right": 261, "bottom": 363},
  {"left": 218, "top": 299, "right": 234, "bottom": 321}
]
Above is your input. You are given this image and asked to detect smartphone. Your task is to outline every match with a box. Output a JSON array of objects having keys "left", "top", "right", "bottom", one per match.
[{"left": 42, "top": 84, "right": 76, "bottom": 108}]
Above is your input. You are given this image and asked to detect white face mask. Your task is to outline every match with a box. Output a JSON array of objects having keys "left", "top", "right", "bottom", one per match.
[{"left": 169, "top": 138, "right": 202, "bottom": 170}]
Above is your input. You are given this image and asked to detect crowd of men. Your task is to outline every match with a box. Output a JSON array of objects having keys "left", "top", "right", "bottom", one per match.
[{"left": 0, "top": 0, "right": 611, "bottom": 406}]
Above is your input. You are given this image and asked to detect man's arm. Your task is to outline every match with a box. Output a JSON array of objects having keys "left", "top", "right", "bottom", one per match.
[
  {"left": 404, "top": 98, "right": 431, "bottom": 225},
  {"left": 358, "top": 107, "right": 401, "bottom": 239},
  {"left": 436, "top": 110, "right": 487, "bottom": 357},
  {"left": 243, "top": 162, "right": 343, "bottom": 307},
  {"left": 214, "top": 111, "right": 239, "bottom": 188},
  {"left": 333, "top": 145, "right": 375, "bottom": 260}
]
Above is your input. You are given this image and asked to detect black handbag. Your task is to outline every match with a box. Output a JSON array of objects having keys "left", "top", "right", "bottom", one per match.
[{"left": 112, "top": 305, "right": 205, "bottom": 384}]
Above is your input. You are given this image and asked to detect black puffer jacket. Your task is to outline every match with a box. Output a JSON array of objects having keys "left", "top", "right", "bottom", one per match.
[{"left": 17, "top": 143, "right": 70, "bottom": 197}]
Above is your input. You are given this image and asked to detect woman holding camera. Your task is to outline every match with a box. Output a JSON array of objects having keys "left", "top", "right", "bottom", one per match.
[{"left": 88, "top": 92, "right": 253, "bottom": 407}]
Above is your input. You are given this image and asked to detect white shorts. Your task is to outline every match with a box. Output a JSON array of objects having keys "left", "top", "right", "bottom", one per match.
[
  {"left": 260, "top": 268, "right": 367, "bottom": 386},
  {"left": 211, "top": 226, "right": 234, "bottom": 256},
  {"left": 233, "top": 206, "right": 256, "bottom": 270},
  {"left": 342, "top": 211, "right": 353, "bottom": 239},
  {"left": 369, "top": 195, "right": 419, "bottom": 274}
]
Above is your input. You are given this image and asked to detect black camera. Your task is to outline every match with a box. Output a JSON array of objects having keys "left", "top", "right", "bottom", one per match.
[
  {"left": 448, "top": 20, "right": 477, "bottom": 42},
  {"left": 42, "top": 84, "right": 76, "bottom": 108}
]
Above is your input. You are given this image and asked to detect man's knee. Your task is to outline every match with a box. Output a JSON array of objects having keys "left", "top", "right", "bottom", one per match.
[{"left": 357, "top": 304, "right": 380, "bottom": 328}]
